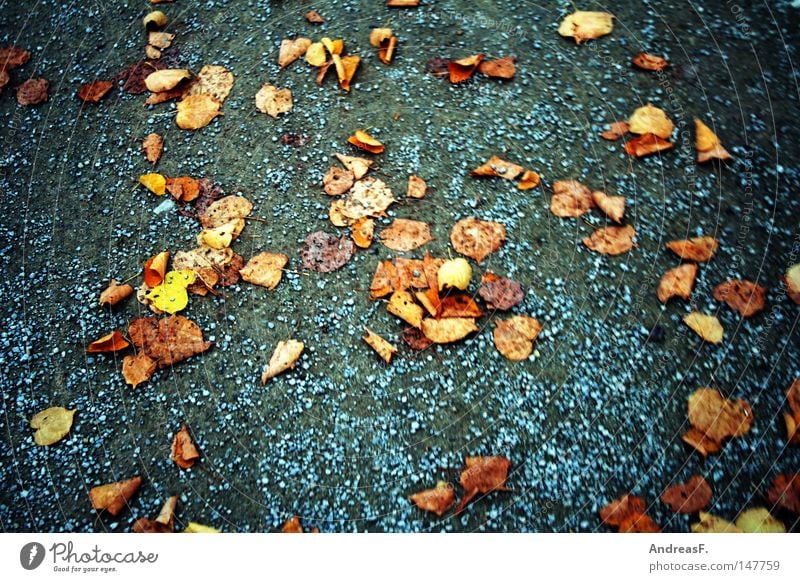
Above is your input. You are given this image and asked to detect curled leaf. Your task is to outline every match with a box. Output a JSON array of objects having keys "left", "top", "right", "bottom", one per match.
[
  {"left": 447, "top": 54, "right": 484, "bottom": 83},
  {"left": 348, "top": 130, "right": 384, "bottom": 154},
  {"left": 624, "top": 133, "right": 674, "bottom": 158},
  {"left": 143, "top": 250, "right": 170, "bottom": 287},
  {"left": 695, "top": 119, "right": 732, "bottom": 163},
  {"left": 99, "top": 279, "right": 133, "bottom": 307},
  {"left": 471, "top": 155, "right": 524, "bottom": 180},
  {"left": 77, "top": 80, "right": 113, "bottom": 103},
  {"left": 632, "top": 53, "right": 669, "bottom": 71},
  {"left": 171, "top": 424, "right": 200, "bottom": 469}
]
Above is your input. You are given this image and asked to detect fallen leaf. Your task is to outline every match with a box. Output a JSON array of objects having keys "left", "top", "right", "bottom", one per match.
[
  {"left": 166, "top": 176, "right": 201, "bottom": 202},
  {"left": 437, "top": 258, "right": 472, "bottom": 291},
  {"left": 695, "top": 119, "right": 732, "bottom": 163},
  {"left": 321, "top": 37, "right": 344, "bottom": 56},
  {"left": 16, "top": 78, "right": 48, "bottom": 105},
  {"left": 478, "top": 273, "right": 524, "bottom": 310},
  {"left": 684, "top": 388, "right": 752, "bottom": 455},
  {"left": 420, "top": 317, "right": 477, "bottom": 344},
  {"left": 550, "top": 180, "right": 594, "bottom": 217},
  {"left": 171, "top": 424, "right": 200, "bottom": 469},
  {"left": 144, "top": 85, "right": 184, "bottom": 105},
  {"left": 77, "top": 80, "right": 113, "bottom": 103},
  {"left": 262, "top": 339, "right": 304, "bottom": 383},
  {"left": 600, "top": 494, "right": 646, "bottom": 527},
  {"left": 448, "top": 54, "right": 484, "bottom": 83},
  {"left": 87, "top": 330, "right": 130, "bottom": 353},
  {"left": 657, "top": 263, "right": 698, "bottom": 303},
  {"left": 305, "top": 10, "right": 324, "bottom": 24},
  {"left": 591, "top": 190, "right": 625, "bottom": 223},
  {"left": 323, "top": 167, "right": 354, "bottom": 195},
  {"left": 619, "top": 514, "right": 661, "bottom": 533},
  {"left": 380, "top": 219, "right": 434, "bottom": 252},
  {"left": 240, "top": 252, "right": 287, "bottom": 290},
  {"left": 558, "top": 11, "right": 614, "bottom": 44},
  {"left": 142, "top": 133, "right": 164, "bottom": 165},
  {"left": 281, "top": 516, "right": 318, "bottom": 533},
  {"left": 660, "top": 475, "right": 712, "bottom": 513},
  {"left": 387, "top": 0, "right": 420, "bottom": 6},
  {"left": 517, "top": 170, "right": 540, "bottom": 190},
  {"left": 600, "top": 120, "right": 629, "bottom": 140},
  {"left": 255, "top": 83, "right": 293, "bottom": 118},
  {"left": 377, "top": 35, "right": 397, "bottom": 65},
  {"left": 766, "top": 473, "right": 800, "bottom": 515},
  {"left": 402, "top": 327, "right": 433, "bottom": 351},
  {"left": 456, "top": 456, "right": 511, "bottom": 514},
  {"left": 30, "top": 407, "right": 75, "bottom": 446},
  {"left": 145, "top": 270, "right": 196, "bottom": 314},
  {"left": 132, "top": 496, "right": 177, "bottom": 533},
  {"left": 582, "top": 225, "right": 636, "bottom": 256},
  {"left": 332, "top": 54, "right": 360, "bottom": 91},
  {"left": 471, "top": 155, "right": 524, "bottom": 180},
  {"left": 348, "top": 130, "right": 384, "bottom": 154},
  {"left": 629, "top": 104, "right": 674, "bottom": 138},
  {"left": 185, "top": 64, "right": 234, "bottom": 103},
  {"left": 122, "top": 353, "right": 157, "bottom": 388},
  {"left": 148, "top": 31, "right": 175, "bottom": 49},
  {"left": 784, "top": 264, "right": 800, "bottom": 304},
  {"left": 351, "top": 217, "right": 374, "bottom": 248},
  {"left": 129, "top": 315, "right": 212, "bottom": 368},
  {"left": 176, "top": 94, "right": 222, "bottom": 130},
  {"left": 735, "top": 508, "right": 785, "bottom": 533},
  {"left": 335, "top": 153, "right": 373, "bottom": 179},
  {"left": 363, "top": 328, "right": 397, "bottom": 363},
  {"left": 666, "top": 236, "right": 719, "bottom": 262},
  {"left": 387, "top": 290, "right": 424, "bottom": 328},
  {"left": 337, "top": 177, "right": 396, "bottom": 221},
  {"left": 450, "top": 218, "right": 506, "bottom": 263},
  {"left": 0, "top": 69, "right": 8, "bottom": 91},
  {"left": 300, "top": 231, "right": 355, "bottom": 272},
  {"left": 691, "top": 511, "right": 742, "bottom": 533},
  {"left": 139, "top": 173, "right": 166, "bottom": 196},
  {"left": 409, "top": 481, "right": 455, "bottom": 517},
  {"left": 784, "top": 379, "right": 800, "bottom": 445},
  {"left": 200, "top": 195, "right": 253, "bottom": 228},
  {"left": 439, "top": 294, "right": 483, "bottom": 318},
  {"left": 144, "top": 68, "right": 191, "bottom": 93},
  {"left": 279, "top": 37, "right": 312, "bottom": 68},
  {"left": 632, "top": 52, "right": 669, "bottom": 71},
  {"left": 683, "top": 312, "right": 724, "bottom": 344},
  {"left": 116, "top": 58, "right": 165, "bottom": 94},
  {"left": 681, "top": 427, "right": 722, "bottom": 457},
  {"left": 143, "top": 251, "right": 170, "bottom": 287},
  {"left": 305, "top": 42, "right": 327, "bottom": 67},
  {"left": 713, "top": 279, "right": 766, "bottom": 317},
  {"left": 407, "top": 175, "right": 427, "bottom": 198},
  {"left": 0, "top": 46, "right": 31, "bottom": 69},
  {"left": 90, "top": 477, "right": 142, "bottom": 516},
  {"left": 624, "top": 133, "right": 674, "bottom": 157},
  {"left": 99, "top": 279, "right": 134, "bottom": 307},
  {"left": 478, "top": 56, "right": 516, "bottom": 79},
  {"left": 493, "top": 316, "right": 542, "bottom": 361},
  {"left": 183, "top": 522, "right": 220, "bottom": 533}
]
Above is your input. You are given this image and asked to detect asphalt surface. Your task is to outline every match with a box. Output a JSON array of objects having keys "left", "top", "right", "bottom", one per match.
[{"left": 0, "top": 0, "right": 798, "bottom": 532}]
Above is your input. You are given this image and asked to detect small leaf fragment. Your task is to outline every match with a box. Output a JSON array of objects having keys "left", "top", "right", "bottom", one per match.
[
  {"left": 362, "top": 328, "right": 398, "bottom": 363},
  {"left": 409, "top": 481, "right": 455, "bottom": 517}
]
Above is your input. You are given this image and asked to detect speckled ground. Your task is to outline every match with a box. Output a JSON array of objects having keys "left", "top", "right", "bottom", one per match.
[{"left": 0, "top": 0, "right": 798, "bottom": 532}]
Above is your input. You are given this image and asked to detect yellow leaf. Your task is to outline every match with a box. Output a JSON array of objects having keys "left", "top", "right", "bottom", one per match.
[
  {"left": 628, "top": 104, "right": 674, "bottom": 139},
  {"left": 183, "top": 522, "right": 221, "bottom": 533},
  {"left": 146, "top": 269, "right": 196, "bottom": 314},
  {"left": 144, "top": 69, "right": 190, "bottom": 93},
  {"left": 30, "top": 406, "right": 76, "bottom": 446},
  {"left": 387, "top": 290, "right": 424, "bottom": 328},
  {"left": 305, "top": 42, "right": 327, "bottom": 67},
  {"left": 363, "top": 328, "right": 397, "bottom": 363},
  {"left": 321, "top": 37, "right": 344, "bottom": 55},
  {"left": 735, "top": 508, "right": 786, "bottom": 533},
  {"left": 691, "top": 512, "right": 742, "bottom": 533},
  {"left": 197, "top": 219, "right": 244, "bottom": 249},
  {"left": 683, "top": 312, "right": 724, "bottom": 344},
  {"left": 139, "top": 173, "right": 166, "bottom": 196},
  {"left": 262, "top": 339, "right": 304, "bottom": 383},
  {"left": 176, "top": 94, "right": 222, "bottom": 130},
  {"left": 239, "top": 252, "right": 288, "bottom": 290},
  {"left": 420, "top": 318, "right": 477, "bottom": 344}
]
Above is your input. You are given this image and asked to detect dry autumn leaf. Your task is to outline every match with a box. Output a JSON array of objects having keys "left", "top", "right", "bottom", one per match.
[
  {"left": 387, "top": 0, "right": 420, "bottom": 6},
  {"left": 387, "top": 290, "right": 424, "bottom": 328},
  {"left": 239, "top": 252, "right": 287, "bottom": 290},
  {"left": 262, "top": 339, "right": 304, "bottom": 383},
  {"left": 300, "top": 231, "right": 355, "bottom": 272},
  {"left": 332, "top": 54, "right": 360, "bottom": 91},
  {"left": 766, "top": 473, "right": 800, "bottom": 515},
  {"left": 129, "top": 315, "right": 212, "bottom": 368},
  {"left": 143, "top": 250, "right": 169, "bottom": 286},
  {"left": 600, "top": 494, "right": 646, "bottom": 527},
  {"left": 183, "top": 522, "right": 221, "bottom": 533},
  {"left": 784, "top": 264, "right": 800, "bottom": 304},
  {"left": 323, "top": 167, "right": 354, "bottom": 196},
  {"left": 335, "top": 153, "right": 373, "bottom": 179},
  {"left": 439, "top": 294, "right": 483, "bottom": 318},
  {"left": 517, "top": 170, "right": 541, "bottom": 190},
  {"left": 456, "top": 456, "right": 511, "bottom": 514},
  {"left": 176, "top": 94, "right": 222, "bottom": 130},
  {"left": 142, "top": 133, "right": 163, "bottom": 165},
  {"left": 255, "top": 83, "right": 293, "bottom": 118},
  {"left": 132, "top": 496, "right": 177, "bottom": 534},
  {"left": 629, "top": 104, "right": 674, "bottom": 139},
  {"left": 348, "top": 130, "right": 384, "bottom": 154},
  {"left": 166, "top": 176, "right": 201, "bottom": 202},
  {"left": 379, "top": 219, "right": 434, "bottom": 252},
  {"left": 713, "top": 279, "right": 766, "bottom": 317},
  {"left": 0, "top": 46, "right": 31, "bottom": 69},
  {"left": 77, "top": 80, "right": 113, "bottom": 103},
  {"left": 619, "top": 514, "right": 660, "bottom": 533},
  {"left": 185, "top": 64, "right": 234, "bottom": 103},
  {"left": 139, "top": 172, "right": 166, "bottom": 195},
  {"left": 632, "top": 52, "right": 669, "bottom": 71},
  {"left": 660, "top": 476, "right": 712, "bottom": 514},
  {"left": 30, "top": 406, "right": 75, "bottom": 446},
  {"left": 90, "top": 477, "right": 142, "bottom": 516},
  {"left": 478, "top": 273, "right": 524, "bottom": 310},
  {"left": 409, "top": 481, "right": 455, "bottom": 517},
  {"left": 87, "top": 330, "right": 130, "bottom": 353},
  {"left": 279, "top": 37, "right": 312, "bottom": 68},
  {"left": 600, "top": 120, "right": 629, "bottom": 141},
  {"left": 407, "top": 175, "right": 427, "bottom": 198},
  {"left": 370, "top": 28, "right": 397, "bottom": 65},
  {"left": 99, "top": 279, "right": 133, "bottom": 307},
  {"left": 145, "top": 270, "right": 196, "bottom": 314},
  {"left": 281, "top": 516, "right": 318, "bottom": 533},
  {"left": 337, "top": 177, "right": 396, "bottom": 222},
  {"left": 583, "top": 225, "right": 636, "bottom": 256},
  {"left": 493, "top": 316, "right": 542, "bottom": 361},
  {"left": 448, "top": 54, "right": 484, "bottom": 83},
  {"left": 145, "top": 69, "right": 191, "bottom": 93},
  {"left": 666, "top": 236, "right": 718, "bottom": 262},
  {"left": 363, "top": 328, "right": 397, "bottom": 363},
  {"left": 122, "top": 353, "right": 157, "bottom": 388},
  {"left": 351, "top": 217, "right": 374, "bottom": 248},
  {"left": 305, "top": 42, "right": 327, "bottom": 67},
  {"left": 591, "top": 190, "right": 625, "bottom": 223},
  {"left": 784, "top": 379, "right": 800, "bottom": 445},
  {"left": 16, "top": 78, "right": 48, "bottom": 105},
  {"left": 420, "top": 317, "right": 477, "bottom": 344},
  {"left": 402, "top": 327, "right": 433, "bottom": 351},
  {"left": 478, "top": 56, "right": 516, "bottom": 79},
  {"left": 171, "top": 424, "right": 200, "bottom": 469},
  {"left": 691, "top": 511, "right": 742, "bottom": 533},
  {"left": 735, "top": 508, "right": 785, "bottom": 533},
  {"left": 305, "top": 10, "right": 324, "bottom": 24},
  {"left": 558, "top": 11, "right": 614, "bottom": 44},
  {"left": 471, "top": 155, "right": 524, "bottom": 180},
  {"left": 200, "top": 195, "right": 253, "bottom": 228},
  {"left": 683, "top": 388, "right": 752, "bottom": 456},
  {"left": 683, "top": 312, "right": 724, "bottom": 344},
  {"left": 624, "top": 133, "right": 674, "bottom": 158},
  {"left": 450, "top": 218, "right": 506, "bottom": 263},
  {"left": 550, "top": 180, "right": 594, "bottom": 217},
  {"left": 695, "top": 119, "right": 732, "bottom": 163},
  {"left": 657, "top": 263, "right": 698, "bottom": 303}
]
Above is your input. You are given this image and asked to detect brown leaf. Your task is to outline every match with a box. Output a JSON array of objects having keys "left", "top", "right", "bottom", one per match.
[
  {"left": 142, "top": 133, "right": 164, "bottom": 164},
  {"left": 766, "top": 473, "right": 800, "bottom": 515},
  {"left": 77, "top": 80, "right": 113, "bottom": 103},
  {"left": 619, "top": 513, "right": 660, "bottom": 533},
  {"left": 409, "top": 481, "right": 455, "bottom": 517},
  {"left": 624, "top": 133, "right": 674, "bottom": 158},
  {"left": 128, "top": 315, "right": 211, "bottom": 368},
  {"left": 687, "top": 387, "right": 752, "bottom": 445},
  {"left": 99, "top": 279, "right": 133, "bottom": 307},
  {"left": 185, "top": 65, "right": 234, "bottom": 103},
  {"left": 450, "top": 217, "right": 506, "bottom": 263},
  {"left": 713, "top": 279, "right": 766, "bottom": 318},
  {"left": 305, "top": 10, "right": 324, "bottom": 24},
  {"left": 550, "top": 180, "right": 594, "bottom": 217},
  {"left": 122, "top": 353, "right": 157, "bottom": 388},
  {"left": 323, "top": 167, "right": 355, "bottom": 195},
  {"left": 666, "top": 236, "right": 719, "bottom": 262},
  {"left": 144, "top": 86, "right": 184, "bottom": 105},
  {"left": 683, "top": 312, "right": 724, "bottom": 343},
  {"left": 478, "top": 56, "right": 516, "bottom": 79},
  {"left": 262, "top": 339, "right": 304, "bottom": 383},
  {"left": 420, "top": 317, "right": 477, "bottom": 344},
  {"left": 300, "top": 231, "right": 355, "bottom": 272},
  {"left": 89, "top": 476, "right": 142, "bottom": 516},
  {"left": 492, "top": 316, "right": 542, "bottom": 361},
  {"left": 171, "top": 424, "right": 200, "bottom": 469},
  {"left": 591, "top": 190, "right": 625, "bottom": 223},
  {"left": 200, "top": 195, "right": 253, "bottom": 228},
  {"left": 148, "top": 31, "right": 175, "bottom": 50},
  {"left": 380, "top": 219, "right": 434, "bottom": 252},
  {"left": 632, "top": 53, "right": 669, "bottom": 71},
  {"left": 660, "top": 475, "right": 712, "bottom": 513},
  {"left": 363, "top": 328, "right": 397, "bottom": 363},
  {"left": 456, "top": 456, "right": 511, "bottom": 514},
  {"left": 0, "top": 46, "right": 31, "bottom": 69},
  {"left": 387, "top": 0, "right": 420, "bottom": 5},
  {"left": 657, "top": 263, "right": 697, "bottom": 303},
  {"left": 239, "top": 252, "right": 287, "bottom": 290},
  {"left": 16, "top": 78, "right": 49, "bottom": 105},
  {"left": 600, "top": 120, "right": 630, "bottom": 141},
  {"left": 407, "top": 175, "right": 428, "bottom": 198},
  {"left": 402, "top": 327, "right": 433, "bottom": 351},
  {"left": 176, "top": 94, "right": 222, "bottom": 130},
  {"left": 478, "top": 273, "right": 524, "bottom": 310},
  {"left": 132, "top": 496, "right": 177, "bottom": 534},
  {"left": 629, "top": 104, "right": 674, "bottom": 138},
  {"left": 582, "top": 225, "right": 636, "bottom": 256},
  {"left": 439, "top": 293, "right": 483, "bottom": 319},
  {"left": 255, "top": 83, "right": 292, "bottom": 118},
  {"left": 448, "top": 54, "right": 484, "bottom": 83},
  {"left": 599, "top": 494, "right": 646, "bottom": 526},
  {"left": 279, "top": 38, "right": 312, "bottom": 68},
  {"left": 471, "top": 155, "right": 524, "bottom": 180},
  {"left": 87, "top": 330, "right": 130, "bottom": 353}
]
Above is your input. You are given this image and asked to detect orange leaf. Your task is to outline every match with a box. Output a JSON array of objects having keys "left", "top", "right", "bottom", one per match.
[
  {"left": 582, "top": 225, "right": 636, "bottom": 256},
  {"left": 657, "top": 263, "right": 697, "bottom": 303},
  {"left": 99, "top": 279, "right": 133, "bottom": 307},
  {"left": 379, "top": 218, "right": 434, "bottom": 252},
  {"left": 619, "top": 513, "right": 660, "bottom": 533},
  {"left": 591, "top": 190, "right": 625, "bottom": 223},
  {"left": 456, "top": 456, "right": 511, "bottom": 514},
  {"left": 517, "top": 170, "right": 540, "bottom": 190},
  {"left": 171, "top": 424, "right": 200, "bottom": 469},
  {"left": 713, "top": 279, "right": 766, "bottom": 318},
  {"left": 87, "top": 330, "right": 129, "bottom": 353},
  {"left": 471, "top": 155, "right": 524, "bottom": 180},
  {"left": 281, "top": 515, "right": 318, "bottom": 533},
  {"left": 624, "top": 133, "right": 673, "bottom": 157},
  {"left": 176, "top": 94, "right": 222, "bottom": 130},
  {"left": 351, "top": 217, "right": 374, "bottom": 249},
  {"left": 450, "top": 217, "right": 506, "bottom": 263},
  {"left": 660, "top": 475, "right": 712, "bottom": 514},
  {"left": 165, "top": 176, "right": 201, "bottom": 202},
  {"left": 492, "top": 316, "right": 542, "bottom": 361},
  {"left": 409, "top": 481, "right": 455, "bottom": 517},
  {"left": 686, "top": 387, "right": 752, "bottom": 450},
  {"left": 628, "top": 104, "right": 674, "bottom": 138},
  {"left": 407, "top": 175, "right": 428, "bottom": 198},
  {"left": 142, "top": 133, "right": 163, "bottom": 165},
  {"left": 122, "top": 353, "right": 156, "bottom": 388},
  {"left": 362, "top": 328, "right": 397, "bottom": 363},
  {"left": 439, "top": 293, "right": 483, "bottom": 319},
  {"left": 550, "top": 180, "right": 594, "bottom": 217},
  {"left": 600, "top": 120, "right": 629, "bottom": 141},
  {"left": 278, "top": 37, "right": 311, "bottom": 68},
  {"left": 347, "top": 130, "right": 384, "bottom": 154},
  {"left": 143, "top": 251, "right": 170, "bottom": 287},
  {"left": 447, "top": 54, "right": 484, "bottom": 84},
  {"left": 666, "top": 236, "right": 718, "bottom": 262},
  {"left": 632, "top": 52, "right": 669, "bottom": 71},
  {"left": 128, "top": 315, "right": 212, "bottom": 368},
  {"left": 695, "top": 118, "right": 732, "bottom": 162},
  {"left": 420, "top": 317, "right": 477, "bottom": 344},
  {"left": 683, "top": 312, "right": 724, "bottom": 343},
  {"left": 387, "top": 290, "right": 424, "bottom": 328},
  {"left": 600, "top": 494, "right": 646, "bottom": 526},
  {"left": 478, "top": 56, "right": 516, "bottom": 79},
  {"left": 333, "top": 54, "right": 360, "bottom": 91},
  {"left": 89, "top": 476, "right": 142, "bottom": 516},
  {"left": 77, "top": 80, "right": 113, "bottom": 103}
]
